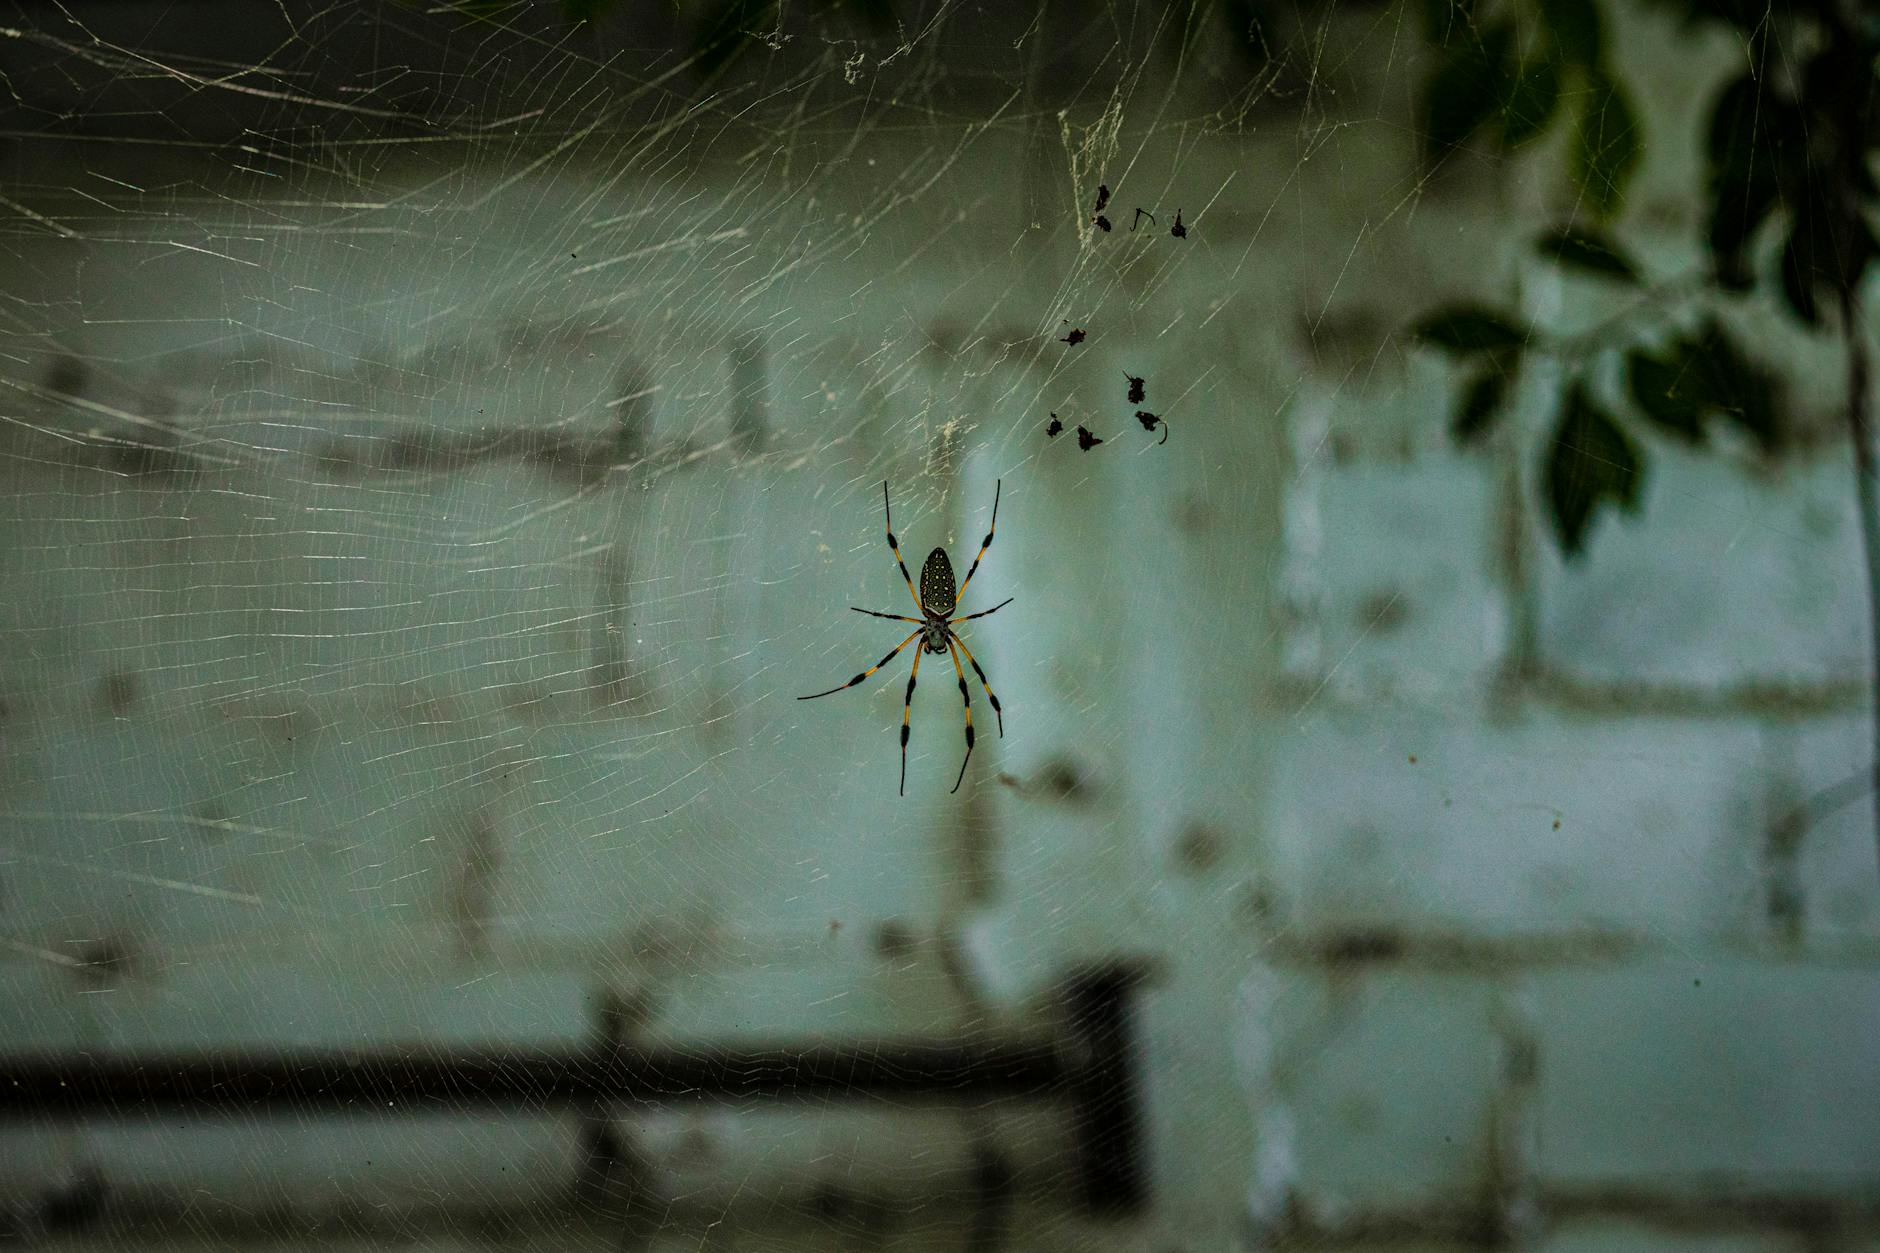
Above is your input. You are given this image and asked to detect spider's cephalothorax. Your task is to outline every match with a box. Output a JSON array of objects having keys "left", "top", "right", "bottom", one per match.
[{"left": 799, "top": 481, "right": 1011, "bottom": 795}]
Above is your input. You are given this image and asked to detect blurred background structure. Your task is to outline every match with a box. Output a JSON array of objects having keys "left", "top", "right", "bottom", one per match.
[{"left": 1, "top": 0, "right": 1877, "bottom": 1248}]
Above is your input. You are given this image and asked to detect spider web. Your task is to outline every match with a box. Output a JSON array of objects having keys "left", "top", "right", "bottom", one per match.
[{"left": 0, "top": 0, "right": 1414, "bottom": 1245}]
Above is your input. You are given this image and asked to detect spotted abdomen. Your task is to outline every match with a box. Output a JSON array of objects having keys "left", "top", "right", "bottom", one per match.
[{"left": 919, "top": 547, "right": 957, "bottom": 616}]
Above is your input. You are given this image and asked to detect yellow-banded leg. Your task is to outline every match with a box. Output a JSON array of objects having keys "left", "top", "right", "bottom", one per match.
[
  {"left": 953, "top": 480, "right": 1000, "bottom": 604},
  {"left": 899, "top": 646, "right": 924, "bottom": 796},
  {"left": 949, "top": 597, "right": 1012, "bottom": 627},
  {"left": 945, "top": 638, "right": 976, "bottom": 793},
  {"left": 799, "top": 628, "right": 920, "bottom": 701},
  {"left": 950, "top": 633, "right": 1003, "bottom": 737},
  {"left": 882, "top": 481, "right": 923, "bottom": 612}
]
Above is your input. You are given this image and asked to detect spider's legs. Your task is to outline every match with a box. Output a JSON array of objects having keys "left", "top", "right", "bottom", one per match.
[
  {"left": 899, "top": 647, "right": 923, "bottom": 797},
  {"left": 945, "top": 638, "right": 976, "bottom": 793},
  {"left": 882, "top": 481, "right": 923, "bottom": 612},
  {"left": 949, "top": 597, "right": 1012, "bottom": 626},
  {"left": 953, "top": 479, "right": 1000, "bottom": 604},
  {"left": 851, "top": 607, "right": 922, "bottom": 623},
  {"left": 799, "top": 628, "right": 920, "bottom": 701},
  {"left": 949, "top": 631, "right": 1003, "bottom": 737}
]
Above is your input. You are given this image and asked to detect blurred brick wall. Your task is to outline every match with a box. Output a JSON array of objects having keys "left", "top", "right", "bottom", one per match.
[
  {"left": 0, "top": 0, "right": 1875, "bottom": 1249},
  {"left": 1245, "top": 1, "right": 1880, "bottom": 1241}
]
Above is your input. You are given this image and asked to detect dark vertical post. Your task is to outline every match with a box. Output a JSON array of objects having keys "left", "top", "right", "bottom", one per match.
[
  {"left": 612, "top": 363, "right": 655, "bottom": 468},
  {"left": 1061, "top": 963, "right": 1149, "bottom": 1216},
  {"left": 963, "top": 1139, "right": 1014, "bottom": 1253},
  {"left": 572, "top": 989, "right": 628, "bottom": 1211},
  {"left": 728, "top": 335, "right": 768, "bottom": 454},
  {"left": 575, "top": 989, "right": 662, "bottom": 1251}
]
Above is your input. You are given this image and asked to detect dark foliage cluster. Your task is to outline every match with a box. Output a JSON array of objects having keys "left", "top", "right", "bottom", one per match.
[
  {"left": 1420, "top": 0, "right": 1637, "bottom": 213},
  {"left": 1413, "top": 0, "right": 1878, "bottom": 556},
  {"left": 1414, "top": 282, "right": 1784, "bottom": 553},
  {"left": 1691, "top": 2, "right": 1879, "bottom": 327}
]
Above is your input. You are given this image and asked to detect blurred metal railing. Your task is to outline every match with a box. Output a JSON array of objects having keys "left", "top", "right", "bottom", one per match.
[{"left": 0, "top": 963, "right": 1149, "bottom": 1220}]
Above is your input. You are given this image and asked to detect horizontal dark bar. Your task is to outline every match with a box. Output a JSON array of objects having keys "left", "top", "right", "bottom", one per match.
[
  {"left": 0, "top": 1040, "right": 1068, "bottom": 1119},
  {"left": 0, "top": 966, "right": 1151, "bottom": 1218}
]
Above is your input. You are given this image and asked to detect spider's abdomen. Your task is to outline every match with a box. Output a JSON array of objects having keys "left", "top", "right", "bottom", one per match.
[{"left": 919, "top": 547, "right": 957, "bottom": 616}]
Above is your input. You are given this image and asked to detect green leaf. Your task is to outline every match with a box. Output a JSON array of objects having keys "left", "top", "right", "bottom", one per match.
[
  {"left": 1626, "top": 321, "right": 1784, "bottom": 452},
  {"left": 1702, "top": 71, "right": 1800, "bottom": 289},
  {"left": 1544, "top": 383, "right": 1644, "bottom": 557},
  {"left": 1705, "top": 72, "right": 1799, "bottom": 182},
  {"left": 1706, "top": 172, "right": 1781, "bottom": 291},
  {"left": 1853, "top": 214, "right": 1880, "bottom": 307},
  {"left": 1703, "top": 75, "right": 1754, "bottom": 177},
  {"left": 1536, "top": 224, "right": 1640, "bottom": 281},
  {"left": 1413, "top": 305, "right": 1530, "bottom": 355},
  {"left": 1799, "top": 47, "right": 1865, "bottom": 137},
  {"left": 1625, "top": 348, "right": 1707, "bottom": 443},
  {"left": 1700, "top": 322, "right": 1784, "bottom": 452},
  {"left": 1571, "top": 71, "right": 1643, "bottom": 220},
  {"left": 1779, "top": 217, "right": 1823, "bottom": 327},
  {"left": 1540, "top": 0, "right": 1604, "bottom": 67},
  {"left": 1778, "top": 204, "right": 1880, "bottom": 332},
  {"left": 1421, "top": 20, "right": 1516, "bottom": 163},
  {"left": 1452, "top": 363, "right": 1513, "bottom": 445},
  {"left": 1501, "top": 54, "right": 1562, "bottom": 148}
]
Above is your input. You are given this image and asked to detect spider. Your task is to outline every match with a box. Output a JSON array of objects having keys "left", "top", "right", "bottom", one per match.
[{"left": 800, "top": 481, "right": 1010, "bottom": 795}]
